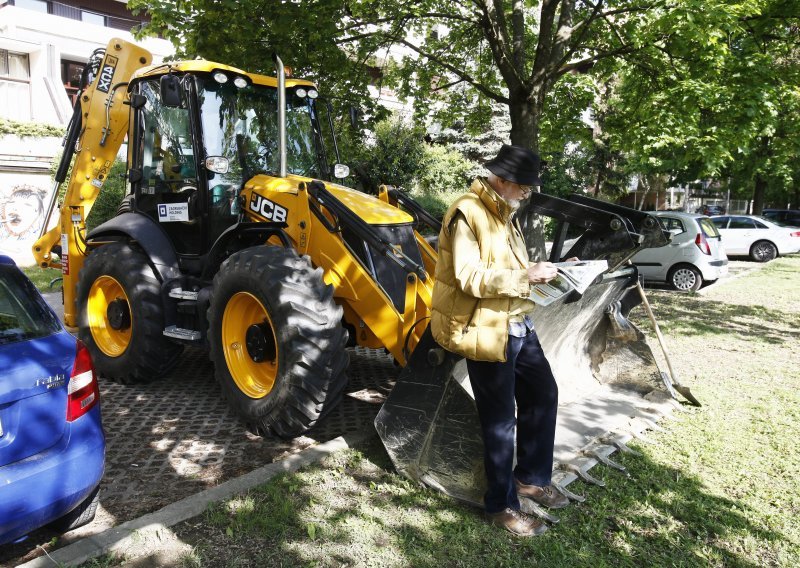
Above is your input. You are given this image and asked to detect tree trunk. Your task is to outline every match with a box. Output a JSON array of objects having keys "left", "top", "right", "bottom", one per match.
[
  {"left": 753, "top": 173, "right": 767, "bottom": 215},
  {"left": 508, "top": 94, "right": 540, "bottom": 152},
  {"left": 508, "top": 95, "right": 548, "bottom": 261},
  {"left": 751, "top": 136, "right": 770, "bottom": 214}
]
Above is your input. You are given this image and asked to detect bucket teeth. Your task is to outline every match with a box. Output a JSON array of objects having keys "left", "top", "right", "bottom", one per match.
[
  {"left": 639, "top": 417, "right": 666, "bottom": 433},
  {"left": 554, "top": 481, "right": 585, "bottom": 503},
  {"left": 551, "top": 471, "right": 586, "bottom": 503},
  {"left": 519, "top": 497, "right": 560, "bottom": 524},
  {"left": 560, "top": 463, "right": 606, "bottom": 487},
  {"left": 602, "top": 436, "right": 641, "bottom": 456},
  {"left": 587, "top": 446, "right": 626, "bottom": 472}
]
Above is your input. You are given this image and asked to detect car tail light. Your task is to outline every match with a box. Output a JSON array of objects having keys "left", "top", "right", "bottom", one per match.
[
  {"left": 67, "top": 340, "right": 100, "bottom": 422},
  {"left": 695, "top": 233, "right": 711, "bottom": 255},
  {"left": 789, "top": 231, "right": 800, "bottom": 238}
]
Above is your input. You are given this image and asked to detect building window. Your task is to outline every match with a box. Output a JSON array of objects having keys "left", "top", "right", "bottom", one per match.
[
  {"left": 81, "top": 9, "right": 106, "bottom": 26},
  {"left": 61, "top": 60, "right": 83, "bottom": 107},
  {"left": 12, "top": 0, "right": 48, "bottom": 13},
  {"left": 0, "top": 50, "right": 32, "bottom": 121}
]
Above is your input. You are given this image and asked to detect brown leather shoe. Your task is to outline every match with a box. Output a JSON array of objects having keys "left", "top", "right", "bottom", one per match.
[
  {"left": 485, "top": 508, "right": 548, "bottom": 536},
  {"left": 515, "top": 480, "right": 570, "bottom": 509}
]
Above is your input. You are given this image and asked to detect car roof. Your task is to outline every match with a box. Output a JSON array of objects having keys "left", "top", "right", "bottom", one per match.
[{"left": 653, "top": 211, "right": 705, "bottom": 218}]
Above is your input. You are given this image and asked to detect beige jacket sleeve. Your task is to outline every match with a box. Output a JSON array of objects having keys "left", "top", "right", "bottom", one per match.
[{"left": 450, "top": 213, "right": 531, "bottom": 298}]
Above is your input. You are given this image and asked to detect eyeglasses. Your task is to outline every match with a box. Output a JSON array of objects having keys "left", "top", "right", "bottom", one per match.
[{"left": 518, "top": 184, "right": 533, "bottom": 194}]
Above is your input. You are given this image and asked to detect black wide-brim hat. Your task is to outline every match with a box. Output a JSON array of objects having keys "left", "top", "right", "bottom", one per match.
[{"left": 484, "top": 144, "right": 543, "bottom": 186}]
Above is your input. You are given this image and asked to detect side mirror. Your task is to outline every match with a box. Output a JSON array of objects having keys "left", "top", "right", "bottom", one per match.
[{"left": 160, "top": 74, "right": 182, "bottom": 108}]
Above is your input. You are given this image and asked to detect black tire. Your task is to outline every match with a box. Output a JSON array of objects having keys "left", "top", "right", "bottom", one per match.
[
  {"left": 749, "top": 240, "right": 777, "bottom": 262},
  {"left": 668, "top": 264, "right": 703, "bottom": 292},
  {"left": 208, "top": 246, "right": 349, "bottom": 439},
  {"left": 77, "top": 243, "right": 183, "bottom": 383},
  {"left": 116, "top": 193, "right": 134, "bottom": 216},
  {"left": 48, "top": 487, "right": 99, "bottom": 532}
]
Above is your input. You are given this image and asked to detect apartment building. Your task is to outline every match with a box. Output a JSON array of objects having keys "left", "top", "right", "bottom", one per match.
[{"left": 0, "top": 0, "right": 173, "bottom": 264}]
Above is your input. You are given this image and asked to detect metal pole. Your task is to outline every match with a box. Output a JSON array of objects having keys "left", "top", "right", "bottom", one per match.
[{"left": 273, "top": 53, "right": 286, "bottom": 178}]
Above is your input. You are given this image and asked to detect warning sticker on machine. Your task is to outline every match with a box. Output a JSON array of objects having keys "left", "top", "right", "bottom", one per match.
[
  {"left": 157, "top": 203, "right": 190, "bottom": 222},
  {"left": 61, "top": 233, "right": 69, "bottom": 275}
]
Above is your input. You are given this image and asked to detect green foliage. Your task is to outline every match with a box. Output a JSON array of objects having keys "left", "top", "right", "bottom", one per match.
[
  {"left": 350, "top": 118, "right": 426, "bottom": 194},
  {"left": 85, "top": 161, "right": 127, "bottom": 231},
  {"left": 0, "top": 118, "right": 64, "bottom": 138},
  {"left": 417, "top": 144, "right": 473, "bottom": 193}
]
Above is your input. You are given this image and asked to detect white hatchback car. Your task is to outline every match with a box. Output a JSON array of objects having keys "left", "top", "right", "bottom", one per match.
[
  {"left": 710, "top": 215, "right": 800, "bottom": 262},
  {"left": 631, "top": 211, "right": 728, "bottom": 291}
]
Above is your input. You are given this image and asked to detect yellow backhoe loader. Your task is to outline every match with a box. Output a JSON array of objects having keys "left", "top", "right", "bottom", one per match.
[{"left": 35, "top": 38, "right": 694, "bottom": 507}]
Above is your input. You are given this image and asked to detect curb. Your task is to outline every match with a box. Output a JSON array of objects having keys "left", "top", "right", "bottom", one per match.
[{"left": 19, "top": 434, "right": 363, "bottom": 567}]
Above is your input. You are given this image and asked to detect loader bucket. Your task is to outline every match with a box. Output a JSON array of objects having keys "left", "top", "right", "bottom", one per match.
[
  {"left": 375, "top": 265, "right": 676, "bottom": 506},
  {"left": 375, "top": 192, "right": 691, "bottom": 506}
]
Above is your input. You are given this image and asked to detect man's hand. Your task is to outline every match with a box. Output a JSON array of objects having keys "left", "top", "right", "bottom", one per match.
[{"left": 527, "top": 261, "right": 558, "bottom": 284}]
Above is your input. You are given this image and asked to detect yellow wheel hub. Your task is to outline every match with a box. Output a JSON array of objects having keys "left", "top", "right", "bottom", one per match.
[
  {"left": 87, "top": 275, "right": 132, "bottom": 357},
  {"left": 222, "top": 292, "right": 278, "bottom": 399}
]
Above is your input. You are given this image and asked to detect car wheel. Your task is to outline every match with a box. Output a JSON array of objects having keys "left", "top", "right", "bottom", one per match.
[
  {"left": 48, "top": 487, "right": 99, "bottom": 532},
  {"left": 668, "top": 264, "right": 703, "bottom": 292},
  {"left": 749, "top": 240, "right": 777, "bottom": 262}
]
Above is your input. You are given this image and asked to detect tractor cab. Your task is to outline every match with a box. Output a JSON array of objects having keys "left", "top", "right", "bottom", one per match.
[{"left": 126, "top": 63, "right": 341, "bottom": 261}]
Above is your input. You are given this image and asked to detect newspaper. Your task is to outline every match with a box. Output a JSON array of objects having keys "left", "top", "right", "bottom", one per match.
[{"left": 528, "top": 260, "right": 609, "bottom": 306}]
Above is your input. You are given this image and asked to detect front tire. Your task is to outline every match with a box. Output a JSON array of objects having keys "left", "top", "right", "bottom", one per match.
[
  {"left": 668, "top": 264, "right": 703, "bottom": 292},
  {"left": 750, "top": 240, "right": 777, "bottom": 262},
  {"left": 208, "top": 246, "right": 349, "bottom": 438},
  {"left": 77, "top": 243, "right": 183, "bottom": 383}
]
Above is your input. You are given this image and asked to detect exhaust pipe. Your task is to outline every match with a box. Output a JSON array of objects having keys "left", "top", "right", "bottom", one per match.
[{"left": 272, "top": 53, "right": 286, "bottom": 178}]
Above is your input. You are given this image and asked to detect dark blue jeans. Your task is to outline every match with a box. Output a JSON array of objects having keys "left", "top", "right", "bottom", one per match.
[{"left": 466, "top": 330, "right": 558, "bottom": 514}]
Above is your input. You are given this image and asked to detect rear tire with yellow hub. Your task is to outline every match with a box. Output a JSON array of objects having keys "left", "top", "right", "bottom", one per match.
[
  {"left": 77, "top": 243, "right": 183, "bottom": 383},
  {"left": 208, "top": 246, "right": 349, "bottom": 438}
]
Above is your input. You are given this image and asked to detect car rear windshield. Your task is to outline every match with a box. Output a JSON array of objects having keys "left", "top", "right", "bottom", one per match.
[
  {"left": 698, "top": 218, "right": 721, "bottom": 238},
  {"left": 0, "top": 266, "right": 61, "bottom": 345}
]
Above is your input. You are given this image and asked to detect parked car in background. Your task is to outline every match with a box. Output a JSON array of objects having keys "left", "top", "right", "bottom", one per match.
[
  {"left": 695, "top": 204, "right": 726, "bottom": 216},
  {"left": 710, "top": 215, "right": 800, "bottom": 262},
  {"left": 762, "top": 209, "right": 800, "bottom": 227},
  {"left": 631, "top": 212, "right": 728, "bottom": 291},
  {"left": 0, "top": 256, "right": 104, "bottom": 545}
]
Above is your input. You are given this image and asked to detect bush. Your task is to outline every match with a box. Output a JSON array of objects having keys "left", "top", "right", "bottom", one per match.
[
  {"left": 0, "top": 118, "right": 65, "bottom": 138},
  {"left": 409, "top": 144, "right": 477, "bottom": 220},
  {"left": 351, "top": 118, "right": 426, "bottom": 193},
  {"left": 85, "top": 160, "right": 127, "bottom": 231}
]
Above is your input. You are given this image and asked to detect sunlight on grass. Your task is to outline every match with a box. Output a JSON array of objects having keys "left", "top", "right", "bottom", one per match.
[{"left": 90, "top": 255, "right": 799, "bottom": 568}]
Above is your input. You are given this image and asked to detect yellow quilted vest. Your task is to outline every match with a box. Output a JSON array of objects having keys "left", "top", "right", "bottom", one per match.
[{"left": 431, "top": 178, "right": 530, "bottom": 362}]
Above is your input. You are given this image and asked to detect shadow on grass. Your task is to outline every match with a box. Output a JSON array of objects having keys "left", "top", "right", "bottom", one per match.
[
  {"left": 170, "top": 433, "right": 787, "bottom": 568},
  {"left": 634, "top": 292, "right": 800, "bottom": 345}
]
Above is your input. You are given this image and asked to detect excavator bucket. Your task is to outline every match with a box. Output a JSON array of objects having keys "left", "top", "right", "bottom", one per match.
[{"left": 375, "top": 194, "right": 689, "bottom": 506}]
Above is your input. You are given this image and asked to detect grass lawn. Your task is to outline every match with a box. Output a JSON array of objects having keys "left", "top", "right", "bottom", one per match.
[
  {"left": 81, "top": 256, "right": 800, "bottom": 567},
  {"left": 20, "top": 264, "right": 63, "bottom": 292}
]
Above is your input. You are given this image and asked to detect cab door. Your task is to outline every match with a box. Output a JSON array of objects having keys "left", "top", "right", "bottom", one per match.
[{"left": 132, "top": 78, "right": 203, "bottom": 256}]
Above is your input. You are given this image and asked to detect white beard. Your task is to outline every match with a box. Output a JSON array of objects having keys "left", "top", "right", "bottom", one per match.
[{"left": 506, "top": 199, "right": 521, "bottom": 211}]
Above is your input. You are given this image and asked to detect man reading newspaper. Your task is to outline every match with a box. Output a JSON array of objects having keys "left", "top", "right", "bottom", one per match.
[{"left": 528, "top": 260, "right": 609, "bottom": 306}]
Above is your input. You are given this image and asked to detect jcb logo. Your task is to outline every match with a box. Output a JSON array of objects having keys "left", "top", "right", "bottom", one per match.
[
  {"left": 96, "top": 55, "right": 118, "bottom": 93},
  {"left": 249, "top": 194, "right": 288, "bottom": 223}
]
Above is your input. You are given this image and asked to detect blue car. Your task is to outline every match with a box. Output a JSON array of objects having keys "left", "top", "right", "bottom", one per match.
[{"left": 0, "top": 256, "right": 105, "bottom": 545}]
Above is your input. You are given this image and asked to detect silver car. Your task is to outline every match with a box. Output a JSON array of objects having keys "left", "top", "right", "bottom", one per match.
[{"left": 632, "top": 211, "right": 728, "bottom": 291}]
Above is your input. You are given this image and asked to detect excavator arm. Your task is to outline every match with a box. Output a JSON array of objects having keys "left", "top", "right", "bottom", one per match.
[{"left": 32, "top": 38, "right": 152, "bottom": 327}]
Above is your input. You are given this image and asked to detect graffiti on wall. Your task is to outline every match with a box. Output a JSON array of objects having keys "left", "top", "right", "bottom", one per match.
[{"left": 0, "top": 174, "right": 54, "bottom": 266}]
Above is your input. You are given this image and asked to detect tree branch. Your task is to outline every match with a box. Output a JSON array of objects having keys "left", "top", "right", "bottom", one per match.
[{"left": 396, "top": 37, "right": 509, "bottom": 103}]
